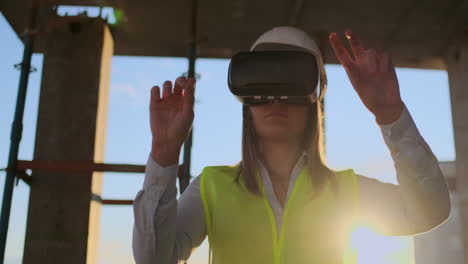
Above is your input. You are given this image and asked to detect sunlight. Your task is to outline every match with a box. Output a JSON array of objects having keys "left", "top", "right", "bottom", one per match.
[{"left": 345, "top": 224, "right": 414, "bottom": 264}]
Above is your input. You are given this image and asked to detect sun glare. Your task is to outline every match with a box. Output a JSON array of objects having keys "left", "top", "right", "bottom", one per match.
[{"left": 345, "top": 224, "right": 414, "bottom": 264}]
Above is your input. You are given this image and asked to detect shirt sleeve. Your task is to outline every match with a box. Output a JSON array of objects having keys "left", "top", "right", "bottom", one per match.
[
  {"left": 356, "top": 103, "right": 451, "bottom": 236},
  {"left": 132, "top": 153, "right": 206, "bottom": 264}
]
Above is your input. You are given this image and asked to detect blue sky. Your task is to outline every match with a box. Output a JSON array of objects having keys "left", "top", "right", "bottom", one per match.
[{"left": 0, "top": 10, "right": 455, "bottom": 264}]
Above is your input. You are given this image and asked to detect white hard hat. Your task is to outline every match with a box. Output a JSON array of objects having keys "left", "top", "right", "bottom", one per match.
[{"left": 250, "top": 26, "right": 322, "bottom": 57}]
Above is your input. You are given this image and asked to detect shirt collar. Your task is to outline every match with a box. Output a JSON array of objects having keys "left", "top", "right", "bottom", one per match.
[{"left": 256, "top": 150, "right": 308, "bottom": 177}]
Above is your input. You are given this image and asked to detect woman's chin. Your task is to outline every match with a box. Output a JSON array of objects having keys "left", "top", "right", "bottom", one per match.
[{"left": 259, "top": 129, "right": 299, "bottom": 141}]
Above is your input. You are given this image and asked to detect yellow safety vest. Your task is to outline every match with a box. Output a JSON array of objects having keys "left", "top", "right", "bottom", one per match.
[{"left": 200, "top": 163, "right": 359, "bottom": 264}]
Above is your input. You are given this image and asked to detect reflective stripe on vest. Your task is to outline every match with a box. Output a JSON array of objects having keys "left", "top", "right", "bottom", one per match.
[{"left": 200, "top": 164, "right": 359, "bottom": 264}]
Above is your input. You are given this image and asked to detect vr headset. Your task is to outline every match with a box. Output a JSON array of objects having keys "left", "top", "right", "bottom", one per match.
[{"left": 227, "top": 50, "right": 323, "bottom": 105}]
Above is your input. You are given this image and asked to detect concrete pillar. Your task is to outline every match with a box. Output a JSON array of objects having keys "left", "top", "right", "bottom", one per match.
[
  {"left": 413, "top": 162, "right": 463, "bottom": 264},
  {"left": 413, "top": 192, "right": 463, "bottom": 264},
  {"left": 22, "top": 17, "right": 112, "bottom": 264},
  {"left": 446, "top": 32, "right": 468, "bottom": 264}
]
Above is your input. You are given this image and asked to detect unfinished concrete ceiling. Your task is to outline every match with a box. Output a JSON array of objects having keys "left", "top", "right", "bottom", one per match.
[{"left": 2, "top": 0, "right": 468, "bottom": 69}]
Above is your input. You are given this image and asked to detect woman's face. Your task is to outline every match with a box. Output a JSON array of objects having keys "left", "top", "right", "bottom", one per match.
[{"left": 250, "top": 102, "right": 309, "bottom": 142}]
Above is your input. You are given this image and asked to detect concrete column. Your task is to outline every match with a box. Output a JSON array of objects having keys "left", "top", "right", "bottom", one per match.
[
  {"left": 22, "top": 17, "right": 112, "bottom": 264},
  {"left": 446, "top": 32, "right": 468, "bottom": 264},
  {"left": 413, "top": 193, "right": 463, "bottom": 264}
]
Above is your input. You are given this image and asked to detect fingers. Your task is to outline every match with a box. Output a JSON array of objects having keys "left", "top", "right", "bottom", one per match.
[
  {"left": 150, "top": 86, "right": 161, "bottom": 111},
  {"left": 183, "top": 77, "right": 196, "bottom": 107},
  {"left": 329, "top": 32, "right": 354, "bottom": 68},
  {"left": 162, "top": 80, "right": 172, "bottom": 98},
  {"left": 174, "top": 76, "right": 187, "bottom": 95},
  {"left": 345, "top": 29, "right": 367, "bottom": 59},
  {"left": 151, "top": 76, "right": 195, "bottom": 109},
  {"left": 151, "top": 86, "right": 161, "bottom": 101}
]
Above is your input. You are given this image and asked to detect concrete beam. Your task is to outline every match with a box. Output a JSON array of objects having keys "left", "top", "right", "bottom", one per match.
[{"left": 22, "top": 17, "right": 112, "bottom": 264}]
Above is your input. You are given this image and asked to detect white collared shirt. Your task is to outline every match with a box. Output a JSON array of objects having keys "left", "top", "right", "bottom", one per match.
[{"left": 132, "top": 104, "right": 451, "bottom": 264}]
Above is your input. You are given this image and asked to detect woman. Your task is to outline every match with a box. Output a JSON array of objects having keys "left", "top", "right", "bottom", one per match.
[{"left": 132, "top": 26, "right": 451, "bottom": 264}]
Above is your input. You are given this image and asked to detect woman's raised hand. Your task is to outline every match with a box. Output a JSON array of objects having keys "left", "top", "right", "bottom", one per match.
[
  {"left": 150, "top": 76, "right": 196, "bottom": 166},
  {"left": 329, "top": 29, "right": 404, "bottom": 125}
]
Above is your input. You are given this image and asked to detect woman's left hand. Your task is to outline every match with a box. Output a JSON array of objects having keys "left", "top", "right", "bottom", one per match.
[{"left": 329, "top": 29, "right": 404, "bottom": 125}]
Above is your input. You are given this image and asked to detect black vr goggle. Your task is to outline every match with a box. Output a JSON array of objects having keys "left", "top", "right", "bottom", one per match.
[{"left": 227, "top": 50, "right": 323, "bottom": 105}]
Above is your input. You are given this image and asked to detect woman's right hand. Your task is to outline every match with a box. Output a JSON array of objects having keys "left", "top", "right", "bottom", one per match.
[{"left": 150, "top": 76, "right": 196, "bottom": 166}]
